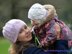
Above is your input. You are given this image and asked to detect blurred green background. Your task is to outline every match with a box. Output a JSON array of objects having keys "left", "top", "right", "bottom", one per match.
[
  {"left": 0, "top": 0, "right": 72, "bottom": 54},
  {"left": 0, "top": 38, "right": 10, "bottom": 54}
]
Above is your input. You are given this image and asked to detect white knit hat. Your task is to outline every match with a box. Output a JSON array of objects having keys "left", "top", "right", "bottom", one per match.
[
  {"left": 2, "top": 19, "right": 27, "bottom": 43},
  {"left": 28, "top": 3, "right": 48, "bottom": 21}
]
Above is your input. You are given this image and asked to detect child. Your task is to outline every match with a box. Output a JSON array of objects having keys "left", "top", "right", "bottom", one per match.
[{"left": 28, "top": 3, "right": 71, "bottom": 53}]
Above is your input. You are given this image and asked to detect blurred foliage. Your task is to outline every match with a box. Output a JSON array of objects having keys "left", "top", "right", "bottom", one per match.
[{"left": 0, "top": 0, "right": 72, "bottom": 36}]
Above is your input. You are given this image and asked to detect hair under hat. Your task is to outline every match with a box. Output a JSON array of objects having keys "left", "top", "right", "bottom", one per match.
[
  {"left": 2, "top": 19, "right": 27, "bottom": 43},
  {"left": 43, "top": 4, "right": 57, "bottom": 17}
]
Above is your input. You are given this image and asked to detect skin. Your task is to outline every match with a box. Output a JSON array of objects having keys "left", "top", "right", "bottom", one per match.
[
  {"left": 18, "top": 25, "right": 32, "bottom": 42},
  {"left": 31, "top": 20, "right": 40, "bottom": 28},
  {"left": 31, "top": 19, "right": 46, "bottom": 28}
]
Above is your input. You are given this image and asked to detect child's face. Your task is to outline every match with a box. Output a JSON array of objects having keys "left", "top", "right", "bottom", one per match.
[
  {"left": 18, "top": 25, "right": 32, "bottom": 42},
  {"left": 31, "top": 19, "right": 44, "bottom": 28}
]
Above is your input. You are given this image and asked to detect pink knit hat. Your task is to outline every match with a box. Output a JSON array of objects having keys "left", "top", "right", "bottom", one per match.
[{"left": 2, "top": 19, "right": 27, "bottom": 43}]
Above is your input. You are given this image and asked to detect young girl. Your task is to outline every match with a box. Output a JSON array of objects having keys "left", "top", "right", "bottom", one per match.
[
  {"left": 28, "top": 3, "right": 70, "bottom": 53},
  {"left": 2, "top": 19, "right": 52, "bottom": 54}
]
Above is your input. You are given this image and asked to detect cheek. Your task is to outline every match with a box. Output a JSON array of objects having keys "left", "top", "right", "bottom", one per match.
[
  {"left": 31, "top": 21, "right": 36, "bottom": 26},
  {"left": 31, "top": 20, "right": 34, "bottom": 26},
  {"left": 21, "top": 33, "right": 27, "bottom": 39},
  {"left": 31, "top": 20, "right": 33, "bottom": 24},
  {"left": 31, "top": 20, "right": 38, "bottom": 25},
  {"left": 19, "top": 33, "right": 26, "bottom": 41}
]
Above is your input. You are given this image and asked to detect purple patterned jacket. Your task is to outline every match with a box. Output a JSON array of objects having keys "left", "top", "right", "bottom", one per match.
[{"left": 33, "top": 17, "right": 72, "bottom": 47}]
